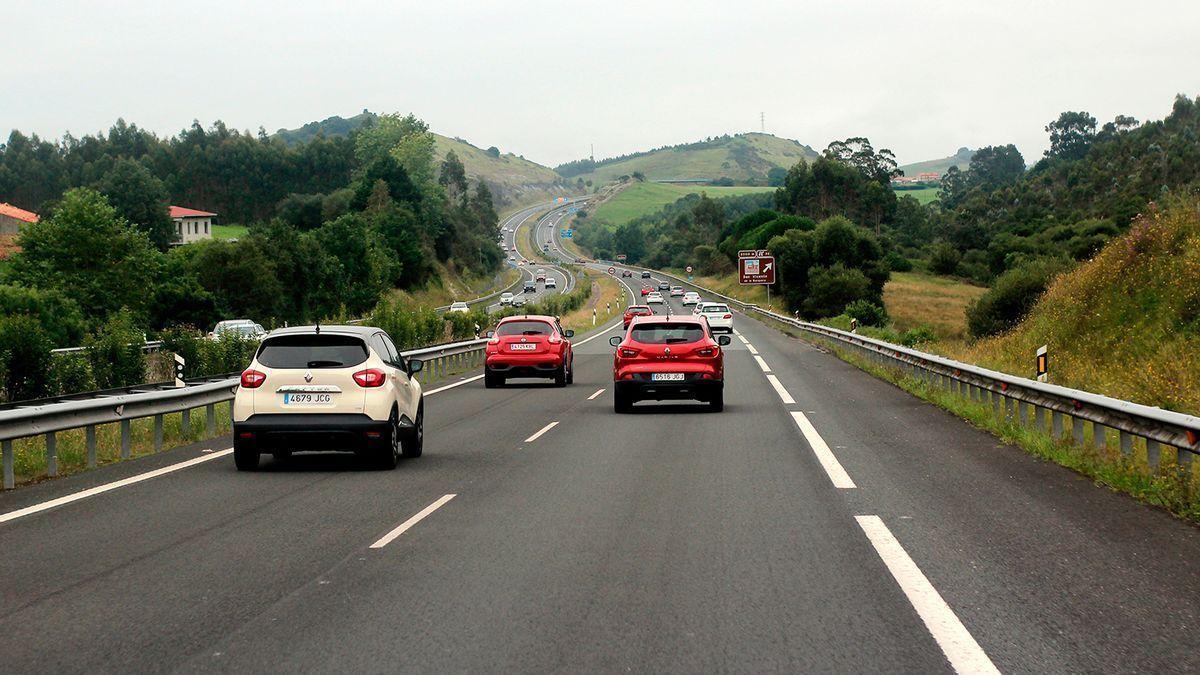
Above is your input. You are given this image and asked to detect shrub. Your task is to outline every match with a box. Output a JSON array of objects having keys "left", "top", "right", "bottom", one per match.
[
  {"left": 803, "top": 264, "right": 871, "bottom": 318},
  {"left": 884, "top": 250, "right": 913, "bottom": 272},
  {"left": 0, "top": 315, "right": 53, "bottom": 402},
  {"left": 966, "top": 257, "right": 1071, "bottom": 338},
  {"left": 49, "top": 352, "right": 97, "bottom": 396},
  {"left": 84, "top": 310, "right": 147, "bottom": 388},
  {"left": 929, "top": 242, "right": 962, "bottom": 275},
  {"left": 900, "top": 325, "right": 938, "bottom": 347},
  {"left": 844, "top": 299, "right": 888, "bottom": 327}
]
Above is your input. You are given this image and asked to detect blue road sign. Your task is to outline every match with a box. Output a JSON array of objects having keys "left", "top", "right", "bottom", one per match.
[{"left": 561, "top": 229, "right": 573, "bottom": 238}]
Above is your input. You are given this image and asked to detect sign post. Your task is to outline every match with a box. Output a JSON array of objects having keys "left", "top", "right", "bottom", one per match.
[
  {"left": 738, "top": 249, "right": 775, "bottom": 304},
  {"left": 1036, "top": 345, "right": 1048, "bottom": 382}
]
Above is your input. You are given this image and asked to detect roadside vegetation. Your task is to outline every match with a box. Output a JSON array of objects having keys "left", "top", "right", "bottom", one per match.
[{"left": 592, "top": 182, "right": 774, "bottom": 226}]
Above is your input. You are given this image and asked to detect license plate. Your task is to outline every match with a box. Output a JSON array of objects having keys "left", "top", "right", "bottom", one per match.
[
  {"left": 510, "top": 343, "right": 537, "bottom": 351},
  {"left": 651, "top": 373, "right": 685, "bottom": 382},
  {"left": 282, "top": 393, "right": 335, "bottom": 406}
]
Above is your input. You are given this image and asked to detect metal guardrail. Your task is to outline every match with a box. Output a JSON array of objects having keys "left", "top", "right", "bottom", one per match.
[
  {"left": 0, "top": 337, "right": 489, "bottom": 489},
  {"left": 51, "top": 340, "right": 165, "bottom": 356},
  {"left": 622, "top": 264, "right": 1200, "bottom": 466}
]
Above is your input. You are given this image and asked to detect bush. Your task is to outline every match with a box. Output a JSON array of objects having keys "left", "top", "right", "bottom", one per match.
[
  {"left": 966, "top": 257, "right": 1071, "bottom": 338},
  {"left": 929, "top": 242, "right": 962, "bottom": 275},
  {"left": 803, "top": 264, "right": 871, "bottom": 318},
  {"left": 159, "top": 327, "right": 262, "bottom": 378},
  {"left": 884, "top": 250, "right": 913, "bottom": 272},
  {"left": 0, "top": 315, "right": 53, "bottom": 402},
  {"left": 900, "top": 325, "right": 937, "bottom": 347},
  {"left": 844, "top": 300, "right": 888, "bottom": 327},
  {"left": 48, "top": 352, "right": 97, "bottom": 396},
  {"left": 85, "top": 310, "right": 147, "bottom": 388}
]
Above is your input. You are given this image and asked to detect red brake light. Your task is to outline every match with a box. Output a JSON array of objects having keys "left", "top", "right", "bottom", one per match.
[
  {"left": 723, "top": 314, "right": 732, "bottom": 319},
  {"left": 619, "top": 347, "right": 640, "bottom": 358},
  {"left": 353, "top": 368, "right": 386, "bottom": 387},
  {"left": 696, "top": 347, "right": 716, "bottom": 357},
  {"left": 240, "top": 369, "right": 266, "bottom": 388}
]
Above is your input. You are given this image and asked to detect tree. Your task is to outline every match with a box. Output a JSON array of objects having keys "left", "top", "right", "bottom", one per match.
[
  {"left": 803, "top": 264, "right": 871, "bottom": 318},
  {"left": 354, "top": 113, "right": 436, "bottom": 186},
  {"left": 938, "top": 165, "right": 967, "bottom": 207},
  {"left": 1045, "top": 111, "right": 1097, "bottom": 161},
  {"left": 0, "top": 315, "right": 52, "bottom": 402},
  {"left": 486, "top": 146, "right": 500, "bottom": 158},
  {"left": 967, "top": 144, "right": 1025, "bottom": 188},
  {"left": 94, "top": 158, "right": 176, "bottom": 249},
  {"left": 9, "top": 188, "right": 160, "bottom": 322},
  {"left": 439, "top": 150, "right": 467, "bottom": 191},
  {"left": 766, "top": 166, "right": 788, "bottom": 186},
  {"left": 823, "top": 137, "right": 900, "bottom": 184},
  {"left": 929, "top": 242, "right": 962, "bottom": 275}
]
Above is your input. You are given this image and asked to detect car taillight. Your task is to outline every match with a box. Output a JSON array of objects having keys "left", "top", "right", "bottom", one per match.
[
  {"left": 619, "top": 347, "right": 640, "bottom": 358},
  {"left": 696, "top": 347, "right": 716, "bottom": 357},
  {"left": 723, "top": 314, "right": 732, "bottom": 319},
  {"left": 548, "top": 335, "right": 561, "bottom": 344},
  {"left": 240, "top": 369, "right": 266, "bottom": 388},
  {"left": 353, "top": 368, "right": 386, "bottom": 387}
]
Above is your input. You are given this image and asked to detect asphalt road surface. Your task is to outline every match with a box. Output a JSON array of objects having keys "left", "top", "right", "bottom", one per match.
[{"left": 2, "top": 223, "right": 1199, "bottom": 672}]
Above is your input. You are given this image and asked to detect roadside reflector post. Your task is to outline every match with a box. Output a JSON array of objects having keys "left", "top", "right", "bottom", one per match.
[
  {"left": 1036, "top": 345, "right": 1048, "bottom": 383},
  {"left": 174, "top": 353, "right": 186, "bottom": 388}
]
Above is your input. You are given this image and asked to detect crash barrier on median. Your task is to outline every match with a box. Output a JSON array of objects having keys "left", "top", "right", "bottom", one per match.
[
  {"left": 618, "top": 264, "right": 1200, "bottom": 469},
  {"left": 0, "top": 337, "right": 489, "bottom": 489}
]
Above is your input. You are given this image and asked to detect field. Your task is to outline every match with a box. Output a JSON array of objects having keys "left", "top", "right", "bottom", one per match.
[
  {"left": 387, "top": 263, "right": 521, "bottom": 308},
  {"left": 892, "top": 187, "right": 939, "bottom": 204},
  {"left": 594, "top": 182, "right": 775, "bottom": 226},
  {"left": 212, "top": 224, "right": 248, "bottom": 240},
  {"left": 883, "top": 272, "right": 986, "bottom": 339}
]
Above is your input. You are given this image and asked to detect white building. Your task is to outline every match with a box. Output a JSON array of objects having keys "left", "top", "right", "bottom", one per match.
[{"left": 170, "top": 205, "right": 217, "bottom": 244}]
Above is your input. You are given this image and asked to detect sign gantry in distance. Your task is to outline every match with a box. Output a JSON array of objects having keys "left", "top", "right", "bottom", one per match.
[{"left": 738, "top": 249, "right": 775, "bottom": 285}]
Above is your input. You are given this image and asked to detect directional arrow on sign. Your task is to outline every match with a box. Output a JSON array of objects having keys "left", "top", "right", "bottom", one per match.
[{"left": 764, "top": 262, "right": 773, "bottom": 272}]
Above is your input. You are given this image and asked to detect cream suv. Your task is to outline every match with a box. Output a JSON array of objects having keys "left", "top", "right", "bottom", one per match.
[{"left": 232, "top": 326, "right": 425, "bottom": 470}]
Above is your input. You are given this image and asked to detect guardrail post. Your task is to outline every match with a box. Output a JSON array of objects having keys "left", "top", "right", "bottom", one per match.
[
  {"left": 46, "top": 432, "right": 57, "bottom": 477},
  {"left": 1146, "top": 439, "right": 1161, "bottom": 468},
  {"left": 1178, "top": 448, "right": 1193, "bottom": 471},
  {"left": 1034, "top": 405, "right": 1045, "bottom": 431},
  {"left": 1119, "top": 431, "right": 1133, "bottom": 457},
  {"left": 182, "top": 408, "right": 191, "bottom": 440},
  {"left": 1072, "top": 416, "right": 1084, "bottom": 444},
  {"left": 1094, "top": 423, "right": 1107, "bottom": 450},
  {"left": 991, "top": 391, "right": 1001, "bottom": 416},
  {"left": 206, "top": 403, "right": 216, "bottom": 437},
  {"left": 120, "top": 419, "right": 131, "bottom": 459},
  {"left": 86, "top": 425, "right": 97, "bottom": 468},
  {"left": 154, "top": 414, "right": 164, "bottom": 453},
  {"left": 1018, "top": 401, "right": 1029, "bottom": 426},
  {"left": 1004, "top": 396, "right": 1015, "bottom": 421},
  {"left": 1051, "top": 411, "right": 1064, "bottom": 439},
  {"left": 3, "top": 439, "right": 13, "bottom": 489}
]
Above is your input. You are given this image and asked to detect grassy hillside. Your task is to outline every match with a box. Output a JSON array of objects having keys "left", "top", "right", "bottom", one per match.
[
  {"left": 898, "top": 147, "right": 974, "bottom": 177},
  {"left": 884, "top": 272, "right": 986, "bottom": 339},
  {"left": 892, "top": 186, "right": 939, "bottom": 204},
  {"left": 594, "top": 182, "right": 775, "bottom": 226},
  {"left": 274, "top": 111, "right": 569, "bottom": 209},
  {"left": 946, "top": 196, "right": 1200, "bottom": 414},
  {"left": 571, "top": 133, "right": 818, "bottom": 185}
]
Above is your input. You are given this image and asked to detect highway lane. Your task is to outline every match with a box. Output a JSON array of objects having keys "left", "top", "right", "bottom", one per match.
[
  {"left": 2, "top": 237, "right": 1199, "bottom": 670},
  {"left": 485, "top": 203, "right": 574, "bottom": 314}
]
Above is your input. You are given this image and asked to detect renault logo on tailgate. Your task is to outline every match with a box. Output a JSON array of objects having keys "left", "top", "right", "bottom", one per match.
[{"left": 304, "top": 370, "right": 313, "bottom": 383}]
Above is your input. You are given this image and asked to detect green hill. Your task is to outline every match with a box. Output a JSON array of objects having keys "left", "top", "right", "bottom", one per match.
[
  {"left": 898, "top": 147, "right": 975, "bottom": 177},
  {"left": 274, "top": 112, "right": 569, "bottom": 209},
  {"left": 593, "top": 182, "right": 775, "bottom": 226},
  {"left": 561, "top": 133, "right": 819, "bottom": 185}
]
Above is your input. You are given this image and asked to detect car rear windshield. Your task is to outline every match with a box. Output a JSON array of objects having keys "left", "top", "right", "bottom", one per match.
[
  {"left": 497, "top": 320, "right": 553, "bottom": 336},
  {"left": 630, "top": 323, "right": 705, "bottom": 344},
  {"left": 703, "top": 305, "right": 730, "bottom": 313},
  {"left": 257, "top": 335, "right": 368, "bottom": 369}
]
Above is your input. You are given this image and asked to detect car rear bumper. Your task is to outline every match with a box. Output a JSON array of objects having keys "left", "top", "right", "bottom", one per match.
[
  {"left": 234, "top": 413, "right": 407, "bottom": 452},
  {"left": 615, "top": 375, "right": 723, "bottom": 402},
  {"left": 486, "top": 353, "right": 564, "bottom": 378}
]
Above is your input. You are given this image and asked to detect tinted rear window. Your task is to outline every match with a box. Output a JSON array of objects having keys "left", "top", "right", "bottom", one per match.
[
  {"left": 630, "top": 323, "right": 705, "bottom": 344},
  {"left": 497, "top": 321, "right": 553, "bottom": 336},
  {"left": 702, "top": 305, "right": 730, "bottom": 313},
  {"left": 257, "top": 335, "right": 368, "bottom": 369}
]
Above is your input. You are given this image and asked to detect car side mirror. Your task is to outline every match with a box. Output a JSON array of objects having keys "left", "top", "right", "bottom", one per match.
[
  {"left": 609, "top": 336, "right": 622, "bottom": 347},
  {"left": 407, "top": 359, "right": 424, "bottom": 376},
  {"left": 564, "top": 329, "right": 575, "bottom": 338},
  {"left": 718, "top": 335, "right": 732, "bottom": 346},
  {"left": 485, "top": 330, "right": 495, "bottom": 339}
]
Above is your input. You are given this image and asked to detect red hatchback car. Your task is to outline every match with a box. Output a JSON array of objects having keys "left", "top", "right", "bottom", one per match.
[
  {"left": 609, "top": 315, "right": 731, "bottom": 413},
  {"left": 485, "top": 315, "right": 575, "bottom": 388},
  {"left": 623, "top": 305, "right": 653, "bottom": 328}
]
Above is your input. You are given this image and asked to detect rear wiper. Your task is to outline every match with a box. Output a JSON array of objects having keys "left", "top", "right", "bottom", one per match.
[
  {"left": 664, "top": 337, "right": 691, "bottom": 343},
  {"left": 307, "top": 360, "right": 343, "bottom": 368}
]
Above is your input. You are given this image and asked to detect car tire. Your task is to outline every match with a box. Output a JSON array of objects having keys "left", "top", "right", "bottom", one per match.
[
  {"left": 234, "top": 446, "right": 260, "bottom": 471},
  {"left": 554, "top": 363, "right": 567, "bottom": 387},
  {"left": 614, "top": 390, "right": 632, "bottom": 413},
  {"left": 378, "top": 410, "right": 401, "bottom": 470},
  {"left": 402, "top": 403, "right": 424, "bottom": 459},
  {"left": 484, "top": 368, "right": 502, "bottom": 388},
  {"left": 709, "top": 390, "right": 724, "bottom": 413},
  {"left": 565, "top": 358, "right": 574, "bottom": 384}
]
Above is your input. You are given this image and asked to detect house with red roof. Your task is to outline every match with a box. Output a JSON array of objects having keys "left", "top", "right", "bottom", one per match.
[
  {"left": 170, "top": 205, "right": 217, "bottom": 244},
  {"left": 0, "top": 202, "right": 40, "bottom": 258}
]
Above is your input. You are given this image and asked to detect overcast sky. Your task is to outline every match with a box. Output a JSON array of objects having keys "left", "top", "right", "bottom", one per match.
[{"left": 4, "top": 0, "right": 1198, "bottom": 168}]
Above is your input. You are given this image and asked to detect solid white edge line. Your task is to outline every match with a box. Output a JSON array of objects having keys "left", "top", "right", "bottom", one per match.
[
  {"left": 0, "top": 449, "right": 234, "bottom": 524},
  {"left": 745, "top": 342, "right": 759, "bottom": 355},
  {"left": 753, "top": 355, "right": 771, "bottom": 373},
  {"left": 855, "top": 515, "right": 999, "bottom": 674},
  {"left": 424, "top": 374, "right": 485, "bottom": 395},
  {"left": 765, "top": 373, "right": 795, "bottom": 404},
  {"left": 587, "top": 388, "right": 606, "bottom": 400},
  {"left": 790, "top": 412, "right": 856, "bottom": 489},
  {"left": 370, "top": 494, "right": 457, "bottom": 549},
  {"left": 524, "top": 421, "right": 559, "bottom": 443}
]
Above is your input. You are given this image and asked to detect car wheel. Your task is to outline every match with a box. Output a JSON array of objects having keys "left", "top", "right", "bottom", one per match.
[
  {"left": 565, "top": 358, "right": 574, "bottom": 384},
  {"left": 554, "top": 362, "right": 567, "bottom": 387},
  {"left": 379, "top": 410, "right": 401, "bottom": 470},
  {"left": 402, "top": 403, "right": 424, "bottom": 459},
  {"left": 709, "top": 390, "right": 724, "bottom": 413},
  {"left": 484, "top": 368, "right": 501, "bottom": 388},
  {"left": 614, "top": 390, "right": 632, "bottom": 413},
  {"left": 234, "top": 446, "right": 260, "bottom": 471}
]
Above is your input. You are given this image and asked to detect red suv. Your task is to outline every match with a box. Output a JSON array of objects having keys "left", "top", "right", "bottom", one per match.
[
  {"left": 609, "top": 315, "right": 731, "bottom": 413},
  {"left": 623, "top": 305, "right": 653, "bottom": 328},
  {"left": 485, "top": 315, "right": 575, "bottom": 387}
]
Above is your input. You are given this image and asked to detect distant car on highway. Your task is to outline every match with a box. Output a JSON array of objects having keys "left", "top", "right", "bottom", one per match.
[
  {"left": 682, "top": 292, "right": 701, "bottom": 306},
  {"left": 646, "top": 292, "right": 664, "bottom": 304},
  {"left": 658, "top": 281, "right": 670, "bottom": 291},
  {"left": 500, "top": 292, "right": 515, "bottom": 306},
  {"left": 232, "top": 325, "right": 424, "bottom": 470},
  {"left": 641, "top": 271, "right": 651, "bottom": 279},
  {"left": 640, "top": 287, "right": 651, "bottom": 296},
  {"left": 484, "top": 315, "right": 575, "bottom": 387},
  {"left": 697, "top": 302, "right": 734, "bottom": 332},
  {"left": 523, "top": 280, "right": 537, "bottom": 293},
  {"left": 536, "top": 269, "right": 547, "bottom": 282},
  {"left": 670, "top": 286, "right": 684, "bottom": 297},
  {"left": 544, "top": 277, "right": 557, "bottom": 289},
  {"left": 542, "top": 244, "right": 550, "bottom": 252},
  {"left": 210, "top": 319, "right": 266, "bottom": 340},
  {"left": 624, "top": 305, "right": 653, "bottom": 328},
  {"left": 609, "top": 315, "right": 729, "bottom": 413},
  {"left": 511, "top": 295, "right": 528, "bottom": 307},
  {"left": 448, "top": 302, "right": 470, "bottom": 314},
  {"left": 621, "top": 270, "right": 633, "bottom": 278}
]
